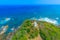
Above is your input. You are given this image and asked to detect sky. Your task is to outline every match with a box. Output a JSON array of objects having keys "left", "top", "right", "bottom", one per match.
[{"left": 0, "top": 0, "right": 60, "bottom": 5}]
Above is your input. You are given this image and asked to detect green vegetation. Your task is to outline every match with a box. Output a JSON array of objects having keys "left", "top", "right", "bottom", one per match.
[
  {"left": 12, "top": 20, "right": 60, "bottom": 40},
  {"left": 38, "top": 21, "right": 60, "bottom": 40},
  {"left": 12, "top": 20, "right": 39, "bottom": 40}
]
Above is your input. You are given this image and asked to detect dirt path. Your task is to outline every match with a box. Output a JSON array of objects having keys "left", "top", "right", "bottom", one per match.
[{"left": 30, "top": 34, "right": 42, "bottom": 40}]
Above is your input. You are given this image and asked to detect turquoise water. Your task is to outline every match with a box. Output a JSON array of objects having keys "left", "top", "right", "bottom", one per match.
[{"left": 0, "top": 5, "right": 60, "bottom": 32}]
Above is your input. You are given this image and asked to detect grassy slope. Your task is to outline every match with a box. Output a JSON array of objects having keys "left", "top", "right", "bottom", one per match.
[
  {"left": 38, "top": 21, "right": 60, "bottom": 40},
  {"left": 12, "top": 20, "right": 60, "bottom": 40}
]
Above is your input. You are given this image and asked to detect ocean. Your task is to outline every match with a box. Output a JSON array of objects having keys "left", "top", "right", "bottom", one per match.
[{"left": 0, "top": 5, "right": 60, "bottom": 32}]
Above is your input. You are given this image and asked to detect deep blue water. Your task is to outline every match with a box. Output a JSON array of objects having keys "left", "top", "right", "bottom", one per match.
[
  {"left": 0, "top": 5, "right": 60, "bottom": 33},
  {"left": 0, "top": 5, "right": 60, "bottom": 18}
]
